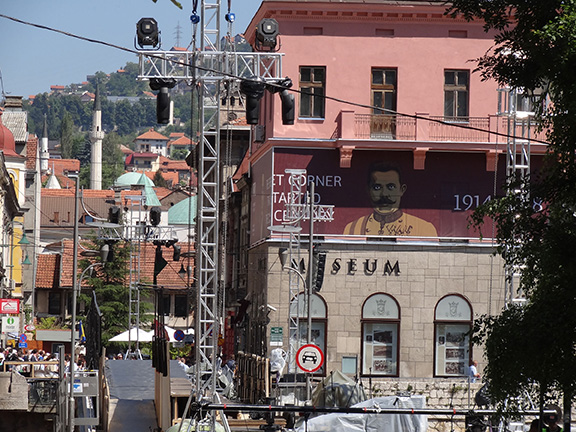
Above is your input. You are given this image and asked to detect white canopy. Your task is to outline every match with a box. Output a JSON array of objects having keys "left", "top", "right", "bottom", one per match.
[{"left": 109, "top": 328, "right": 154, "bottom": 343}]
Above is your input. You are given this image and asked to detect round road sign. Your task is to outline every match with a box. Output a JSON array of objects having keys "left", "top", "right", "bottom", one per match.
[
  {"left": 174, "top": 329, "right": 185, "bottom": 341},
  {"left": 296, "top": 344, "right": 324, "bottom": 373}
]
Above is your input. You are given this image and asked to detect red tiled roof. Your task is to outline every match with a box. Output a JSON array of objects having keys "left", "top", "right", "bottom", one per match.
[
  {"left": 35, "top": 254, "right": 61, "bottom": 289},
  {"left": 120, "top": 144, "right": 134, "bottom": 154},
  {"left": 168, "top": 135, "right": 192, "bottom": 147},
  {"left": 169, "top": 133, "right": 185, "bottom": 138},
  {"left": 42, "top": 188, "right": 114, "bottom": 198},
  {"left": 161, "top": 159, "right": 190, "bottom": 171},
  {"left": 132, "top": 152, "right": 158, "bottom": 159},
  {"left": 47, "top": 159, "right": 80, "bottom": 176},
  {"left": 135, "top": 128, "right": 169, "bottom": 141},
  {"left": 154, "top": 187, "right": 173, "bottom": 199}
]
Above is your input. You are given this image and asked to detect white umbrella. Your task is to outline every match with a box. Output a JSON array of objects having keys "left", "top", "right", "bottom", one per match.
[{"left": 109, "top": 328, "right": 154, "bottom": 343}]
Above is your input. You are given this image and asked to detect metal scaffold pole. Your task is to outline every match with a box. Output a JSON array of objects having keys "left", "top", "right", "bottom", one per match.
[{"left": 136, "top": 0, "right": 284, "bottom": 421}]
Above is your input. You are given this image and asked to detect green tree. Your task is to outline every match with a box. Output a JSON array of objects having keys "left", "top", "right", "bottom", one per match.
[
  {"left": 447, "top": 1, "right": 576, "bottom": 425},
  {"left": 60, "top": 112, "right": 81, "bottom": 159},
  {"left": 102, "top": 132, "right": 126, "bottom": 188},
  {"left": 152, "top": 170, "right": 168, "bottom": 188}
]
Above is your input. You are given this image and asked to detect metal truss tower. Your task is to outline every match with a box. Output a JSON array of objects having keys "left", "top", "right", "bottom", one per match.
[
  {"left": 137, "top": 0, "right": 284, "bottom": 403},
  {"left": 498, "top": 87, "right": 534, "bottom": 306}
]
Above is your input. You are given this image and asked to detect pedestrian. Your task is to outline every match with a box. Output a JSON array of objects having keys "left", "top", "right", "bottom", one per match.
[
  {"left": 469, "top": 360, "right": 480, "bottom": 383},
  {"left": 543, "top": 405, "right": 563, "bottom": 432}
]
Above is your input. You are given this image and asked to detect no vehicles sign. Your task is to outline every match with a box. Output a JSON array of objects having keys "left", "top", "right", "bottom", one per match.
[{"left": 296, "top": 344, "right": 324, "bottom": 373}]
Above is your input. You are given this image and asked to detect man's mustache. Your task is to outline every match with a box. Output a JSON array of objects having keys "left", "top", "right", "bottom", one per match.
[{"left": 375, "top": 196, "right": 396, "bottom": 205}]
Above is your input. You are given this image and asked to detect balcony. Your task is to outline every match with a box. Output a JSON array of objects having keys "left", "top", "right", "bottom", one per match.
[{"left": 342, "top": 112, "right": 546, "bottom": 145}]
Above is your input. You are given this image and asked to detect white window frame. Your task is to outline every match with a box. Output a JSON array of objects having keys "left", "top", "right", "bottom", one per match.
[
  {"left": 434, "top": 294, "right": 472, "bottom": 377},
  {"left": 361, "top": 293, "right": 400, "bottom": 376}
]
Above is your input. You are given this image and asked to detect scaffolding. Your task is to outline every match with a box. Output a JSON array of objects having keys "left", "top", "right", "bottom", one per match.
[{"left": 498, "top": 87, "right": 535, "bottom": 306}]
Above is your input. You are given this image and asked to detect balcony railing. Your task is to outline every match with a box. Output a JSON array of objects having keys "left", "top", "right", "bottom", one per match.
[{"left": 348, "top": 113, "right": 546, "bottom": 144}]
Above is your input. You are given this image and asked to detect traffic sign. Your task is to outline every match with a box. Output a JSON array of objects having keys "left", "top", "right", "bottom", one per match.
[
  {"left": 19, "top": 334, "right": 27, "bottom": 342},
  {"left": 2, "top": 316, "right": 19, "bottom": 334},
  {"left": 24, "top": 324, "right": 35, "bottom": 332},
  {"left": 296, "top": 344, "right": 324, "bottom": 373},
  {"left": 0, "top": 299, "right": 20, "bottom": 314},
  {"left": 174, "top": 329, "right": 185, "bottom": 341}
]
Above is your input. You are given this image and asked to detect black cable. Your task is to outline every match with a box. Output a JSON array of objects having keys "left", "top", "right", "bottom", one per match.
[{"left": 0, "top": 13, "right": 550, "bottom": 146}]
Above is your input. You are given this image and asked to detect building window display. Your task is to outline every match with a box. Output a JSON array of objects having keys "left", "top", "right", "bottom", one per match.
[
  {"left": 361, "top": 293, "right": 400, "bottom": 376},
  {"left": 434, "top": 294, "right": 472, "bottom": 377},
  {"left": 289, "top": 293, "right": 327, "bottom": 374}
]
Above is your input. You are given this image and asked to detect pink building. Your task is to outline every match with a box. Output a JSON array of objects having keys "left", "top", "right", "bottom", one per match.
[{"left": 228, "top": 0, "right": 544, "bottom": 402}]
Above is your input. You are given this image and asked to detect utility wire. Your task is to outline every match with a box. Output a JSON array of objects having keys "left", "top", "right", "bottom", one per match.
[{"left": 0, "top": 13, "right": 550, "bottom": 146}]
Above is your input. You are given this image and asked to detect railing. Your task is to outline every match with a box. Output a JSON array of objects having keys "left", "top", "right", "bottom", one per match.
[
  {"left": 350, "top": 113, "right": 546, "bottom": 144},
  {"left": 428, "top": 116, "right": 490, "bottom": 142},
  {"left": 3, "top": 360, "right": 60, "bottom": 378},
  {"left": 355, "top": 114, "right": 416, "bottom": 140}
]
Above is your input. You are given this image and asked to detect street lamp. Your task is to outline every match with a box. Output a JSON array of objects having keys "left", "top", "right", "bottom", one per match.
[{"left": 68, "top": 258, "right": 105, "bottom": 432}]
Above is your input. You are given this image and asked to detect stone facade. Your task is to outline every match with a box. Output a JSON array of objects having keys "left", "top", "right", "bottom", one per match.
[{"left": 247, "top": 241, "right": 505, "bottom": 379}]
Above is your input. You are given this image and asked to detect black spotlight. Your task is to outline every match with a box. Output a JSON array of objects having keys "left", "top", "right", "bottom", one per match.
[
  {"left": 136, "top": 18, "right": 160, "bottom": 48},
  {"left": 150, "top": 78, "right": 176, "bottom": 124},
  {"left": 255, "top": 18, "right": 279, "bottom": 50},
  {"left": 150, "top": 207, "right": 161, "bottom": 226},
  {"left": 240, "top": 77, "right": 266, "bottom": 124},
  {"left": 268, "top": 78, "right": 294, "bottom": 125},
  {"left": 108, "top": 206, "right": 121, "bottom": 224}
]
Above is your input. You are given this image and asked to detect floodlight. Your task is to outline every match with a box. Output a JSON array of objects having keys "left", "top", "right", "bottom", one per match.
[
  {"left": 240, "top": 77, "right": 266, "bottom": 124},
  {"left": 255, "top": 18, "right": 279, "bottom": 50},
  {"left": 136, "top": 18, "right": 159, "bottom": 48}
]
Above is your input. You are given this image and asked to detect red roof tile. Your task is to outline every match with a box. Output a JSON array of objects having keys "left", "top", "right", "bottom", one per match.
[
  {"left": 135, "top": 128, "right": 169, "bottom": 141},
  {"left": 35, "top": 254, "right": 61, "bottom": 289}
]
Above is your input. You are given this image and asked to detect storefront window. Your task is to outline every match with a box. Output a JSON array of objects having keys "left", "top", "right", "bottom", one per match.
[
  {"left": 434, "top": 294, "right": 472, "bottom": 377},
  {"left": 361, "top": 293, "right": 400, "bottom": 376}
]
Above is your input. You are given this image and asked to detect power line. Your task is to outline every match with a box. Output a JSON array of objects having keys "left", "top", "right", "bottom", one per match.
[{"left": 0, "top": 13, "right": 550, "bottom": 146}]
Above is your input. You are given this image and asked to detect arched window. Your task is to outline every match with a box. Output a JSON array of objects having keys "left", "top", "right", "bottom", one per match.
[
  {"left": 434, "top": 294, "right": 472, "bottom": 377},
  {"left": 361, "top": 293, "right": 400, "bottom": 376},
  {"left": 289, "top": 293, "right": 327, "bottom": 374}
]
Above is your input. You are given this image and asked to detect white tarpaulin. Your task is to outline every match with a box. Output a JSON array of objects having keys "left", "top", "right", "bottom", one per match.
[
  {"left": 109, "top": 328, "right": 153, "bottom": 342},
  {"left": 295, "top": 395, "right": 428, "bottom": 432}
]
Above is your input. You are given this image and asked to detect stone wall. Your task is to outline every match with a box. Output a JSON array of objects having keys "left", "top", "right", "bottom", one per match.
[{"left": 366, "top": 378, "right": 489, "bottom": 432}]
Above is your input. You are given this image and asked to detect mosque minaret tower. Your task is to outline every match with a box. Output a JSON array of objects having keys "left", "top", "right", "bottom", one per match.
[
  {"left": 40, "top": 114, "right": 49, "bottom": 174},
  {"left": 90, "top": 86, "right": 104, "bottom": 190}
]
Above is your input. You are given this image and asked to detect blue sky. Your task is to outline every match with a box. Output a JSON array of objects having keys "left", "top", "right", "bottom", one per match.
[{"left": 0, "top": 0, "right": 263, "bottom": 98}]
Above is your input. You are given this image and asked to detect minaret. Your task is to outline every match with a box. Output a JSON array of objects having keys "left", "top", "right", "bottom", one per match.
[
  {"left": 40, "top": 114, "right": 49, "bottom": 174},
  {"left": 90, "top": 86, "right": 104, "bottom": 190}
]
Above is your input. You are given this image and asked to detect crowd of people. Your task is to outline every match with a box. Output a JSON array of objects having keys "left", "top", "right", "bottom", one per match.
[{"left": 0, "top": 346, "right": 88, "bottom": 377}]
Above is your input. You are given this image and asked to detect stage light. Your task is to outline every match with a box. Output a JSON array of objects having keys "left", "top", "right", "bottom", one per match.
[
  {"left": 255, "top": 18, "right": 279, "bottom": 50},
  {"left": 136, "top": 18, "right": 159, "bottom": 48},
  {"left": 240, "top": 77, "right": 266, "bottom": 124}
]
